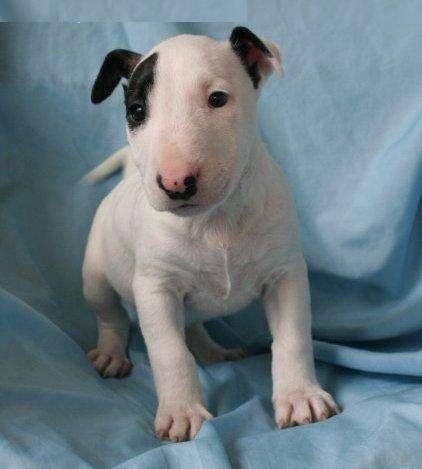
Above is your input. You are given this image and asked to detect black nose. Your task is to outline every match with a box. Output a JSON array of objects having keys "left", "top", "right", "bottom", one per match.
[{"left": 156, "top": 174, "right": 197, "bottom": 200}]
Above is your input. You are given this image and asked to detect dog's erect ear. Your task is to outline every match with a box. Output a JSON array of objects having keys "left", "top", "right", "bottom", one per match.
[
  {"left": 229, "top": 26, "right": 282, "bottom": 89},
  {"left": 91, "top": 49, "right": 142, "bottom": 104}
]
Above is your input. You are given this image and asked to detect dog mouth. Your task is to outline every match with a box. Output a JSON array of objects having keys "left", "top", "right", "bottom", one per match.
[
  {"left": 169, "top": 202, "right": 203, "bottom": 215},
  {"left": 172, "top": 203, "right": 198, "bottom": 211}
]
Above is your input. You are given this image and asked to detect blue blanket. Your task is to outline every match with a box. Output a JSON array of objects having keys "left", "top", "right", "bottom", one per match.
[{"left": 1, "top": 2, "right": 421, "bottom": 467}]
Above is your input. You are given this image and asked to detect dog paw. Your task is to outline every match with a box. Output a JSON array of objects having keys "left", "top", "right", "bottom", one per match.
[
  {"left": 274, "top": 385, "right": 341, "bottom": 428},
  {"left": 87, "top": 348, "right": 133, "bottom": 378},
  {"left": 155, "top": 402, "right": 212, "bottom": 442},
  {"left": 201, "top": 347, "right": 247, "bottom": 364}
]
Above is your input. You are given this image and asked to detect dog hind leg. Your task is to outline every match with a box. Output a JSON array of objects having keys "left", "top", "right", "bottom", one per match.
[
  {"left": 186, "top": 323, "right": 247, "bottom": 364},
  {"left": 83, "top": 273, "right": 132, "bottom": 378}
]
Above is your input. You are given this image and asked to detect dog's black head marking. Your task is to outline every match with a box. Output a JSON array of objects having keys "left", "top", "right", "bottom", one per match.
[
  {"left": 91, "top": 49, "right": 158, "bottom": 130},
  {"left": 124, "top": 53, "right": 158, "bottom": 130},
  {"left": 229, "top": 26, "right": 273, "bottom": 89}
]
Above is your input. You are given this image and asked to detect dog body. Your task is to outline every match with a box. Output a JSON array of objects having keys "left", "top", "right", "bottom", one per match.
[
  {"left": 84, "top": 28, "right": 339, "bottom": 442},
  {"left": 86, "top": 145, "right": 300, "bottom": 323}
]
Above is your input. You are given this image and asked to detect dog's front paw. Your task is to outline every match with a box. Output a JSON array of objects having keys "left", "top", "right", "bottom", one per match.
[
  {"left": 155, "top": 402, "right": 212, "bottom": 442},
  {"left": 87, "top": 348, "right": 133, "bottom": 378},
  {"left": 274, "top": 385, "right": 340, "bottom": 428}
]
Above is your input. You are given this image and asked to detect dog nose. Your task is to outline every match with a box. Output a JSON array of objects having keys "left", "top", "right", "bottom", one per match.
[{"left": 156, "top": 173, "right": 197, "bottom": 200}]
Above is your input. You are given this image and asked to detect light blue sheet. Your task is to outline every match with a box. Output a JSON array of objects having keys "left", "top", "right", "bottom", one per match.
[
  {"left": 1, "top": 1, "right": 422, "bottom": 467},
  {"left": 0, "top": 0, "right": 247, "bottom": 22}
]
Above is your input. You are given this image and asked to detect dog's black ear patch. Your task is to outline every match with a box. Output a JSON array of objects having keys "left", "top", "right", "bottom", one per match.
[
  {"left": 230, "top": 26, "right": 274, "bottom": 89},
  {"left": 91, "top": 49, "right": 142, "bottom": 104}
]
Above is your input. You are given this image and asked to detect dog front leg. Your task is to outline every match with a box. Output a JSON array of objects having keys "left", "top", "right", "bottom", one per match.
[
  {"left": 264, "top": 263, "right": 340, "bottom": 428},
  {"left": 133, "top": 275, "right": 212, "bottom": 442}
]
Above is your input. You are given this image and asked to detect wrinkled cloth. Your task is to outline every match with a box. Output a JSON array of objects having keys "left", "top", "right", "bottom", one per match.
[{"left": 0, "top": 1, "right": 421, "bottom": 467}]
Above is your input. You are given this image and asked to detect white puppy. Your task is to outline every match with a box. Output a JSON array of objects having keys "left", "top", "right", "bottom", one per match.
[{"left": 83, "top": 27, "right": 340, "bottom": 442}]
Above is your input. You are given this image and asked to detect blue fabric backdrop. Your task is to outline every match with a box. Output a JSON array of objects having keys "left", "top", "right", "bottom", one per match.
[{"left": 1, "top": 1, "right": 421, "bottom": 467}]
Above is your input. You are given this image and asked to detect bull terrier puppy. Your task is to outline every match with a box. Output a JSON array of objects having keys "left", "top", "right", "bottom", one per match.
[{"left": 84, "top": 27, "right": 340, "bottom": 442}]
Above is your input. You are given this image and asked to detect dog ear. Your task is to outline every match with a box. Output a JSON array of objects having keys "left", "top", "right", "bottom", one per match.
[
  {"left": 229, "top": 27, "right": 283, "bottom": 88},
  {"left": 91, "top": 49, "right": 142, "bottom": 104}
]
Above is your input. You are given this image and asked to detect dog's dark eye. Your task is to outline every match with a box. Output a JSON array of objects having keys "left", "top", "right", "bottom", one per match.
[
  {"left": 208, "top": 91, "right": 229, "bottom": 108},
  {"left": 128, "top": 102, "right": 145, "bottom": 122}
]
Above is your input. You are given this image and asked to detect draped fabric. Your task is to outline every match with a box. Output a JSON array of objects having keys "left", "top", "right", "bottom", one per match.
[{"left": 1, "top": 1, "right": 421, "bottom": 467}]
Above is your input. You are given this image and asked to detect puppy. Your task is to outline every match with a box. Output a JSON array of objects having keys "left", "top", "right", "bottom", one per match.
[{"left": 83, "top": 27, "right": 340, "bottom": 442}]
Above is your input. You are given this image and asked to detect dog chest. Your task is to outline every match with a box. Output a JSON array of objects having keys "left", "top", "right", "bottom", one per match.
[{"left": 182, "top": 234, "right": 277, "bottom": 320}]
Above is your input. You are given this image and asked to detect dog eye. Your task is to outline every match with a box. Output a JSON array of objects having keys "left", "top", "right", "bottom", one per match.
[
  {"left": 208, "top": 91, "right": 229, "bottom": 108},
  {"left": 128, "top": 102, "right": 145, "bottom": 122}
]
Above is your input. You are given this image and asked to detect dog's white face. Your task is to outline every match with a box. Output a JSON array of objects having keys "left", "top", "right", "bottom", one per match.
[
  {"left": 91, "top": 28, "right": 281, "bottom": 215},
  {"left": 127, "top": 35, "right": 256, "bottom": 216}
]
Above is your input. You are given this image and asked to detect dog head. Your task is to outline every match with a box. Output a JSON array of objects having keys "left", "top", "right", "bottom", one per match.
[{"left": 91, "top": 27, "right": 282, "bottom": 215}]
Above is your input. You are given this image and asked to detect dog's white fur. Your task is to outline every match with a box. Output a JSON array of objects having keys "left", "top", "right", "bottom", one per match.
[{"left": 83, "top": 32, "right": 339, "bottom": 442}]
